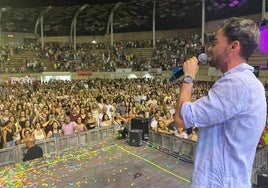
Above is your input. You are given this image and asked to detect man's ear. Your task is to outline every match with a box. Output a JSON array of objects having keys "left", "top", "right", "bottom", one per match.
[{"left": 231, "top": 40, "right": 240, "bottom": 50}]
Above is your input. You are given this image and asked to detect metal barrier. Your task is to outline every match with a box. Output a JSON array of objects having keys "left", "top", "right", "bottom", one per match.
[
  {"left": 251, "top": 146, "right": 268, "bottom": 185},
  {"left": 0, "top": 126, "right": 115, "bottom": 166},
  {"left": 148, "top": 130, "right": 196, "bottom": 162},
  {"left": 148, "top": 130, "right": 268, "bottom": 185},
  {"left": 0, "top": 147, "right": 17, "bottom": 166}
]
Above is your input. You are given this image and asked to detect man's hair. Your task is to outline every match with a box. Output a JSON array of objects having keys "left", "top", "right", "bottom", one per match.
[{"left": 221, "top": 17, "right": 260, "bottom": 60}]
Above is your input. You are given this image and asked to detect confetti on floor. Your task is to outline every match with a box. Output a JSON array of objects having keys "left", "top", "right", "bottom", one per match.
[{"left": 0, "top": 140, "right": 193, "bottom": 188}]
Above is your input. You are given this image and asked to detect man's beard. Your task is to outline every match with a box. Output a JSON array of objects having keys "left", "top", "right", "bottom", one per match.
[{"left": 207, "top": 54, "right": 216, "bottom": 67}]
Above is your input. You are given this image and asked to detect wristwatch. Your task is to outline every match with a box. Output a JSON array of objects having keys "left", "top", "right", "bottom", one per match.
[{"left": 183, "top": 75, "right": 194, "bottom": 84}]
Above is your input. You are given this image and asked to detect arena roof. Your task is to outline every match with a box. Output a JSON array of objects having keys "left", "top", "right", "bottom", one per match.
[{"left": 0, "top": 0, "right": 265, "bottom": 36}]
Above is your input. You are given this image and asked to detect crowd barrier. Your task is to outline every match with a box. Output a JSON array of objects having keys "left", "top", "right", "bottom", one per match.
[
  {"left": 148, "top": 130, "right": 268, "bottom": 186},
  {"left": 0, "top": 126, "right": 115, "bottom": 166},
  {"left": 148, "top": 130, "right": 196, "bottom": 162},
  {"left": 251, "top": 146, "right": 268, "bottom": 185}
]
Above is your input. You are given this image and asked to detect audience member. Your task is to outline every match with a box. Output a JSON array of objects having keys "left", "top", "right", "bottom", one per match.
[
  {"left": 46, "top": 120, "right": 62, "bottom": 138},
  {"left": 2, "top": 121, "right": 15, "bottom": 148},
  {"left": 74, "top": 116, "right": 87, "bottom": 133},
  {"left": 84, "top": 111, "right": 98, "bottom": 130},
  {"left": 23, "top": 135, "right": 43, "bottom": 162},
  {"left": 100, "top": 113, "right": 112, "bottom": 127},
  {"left": 61, "top": 116, "right": 76, "bottom": 136},
  {"left": 157, "top": 120, "right": 173, "bottom": 135},
  {"left": 33, "top": 122, "right": 46, "bottom": 141}
]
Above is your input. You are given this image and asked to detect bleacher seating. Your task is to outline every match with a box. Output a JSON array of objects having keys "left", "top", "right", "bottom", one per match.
[{"left": 248, "top": 50, "right": 268, "bottom": 69}]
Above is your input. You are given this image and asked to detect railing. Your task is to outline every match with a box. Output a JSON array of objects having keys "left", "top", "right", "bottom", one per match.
[
  {"left": 148, "top": 130, "right": 196, "bottom": 162},
  {"left": 252, "top": 146, "right": 268, "bottom": 185},
  {"left": 148, "top": 130, "right": 268, "bottom": 186},
  {"left": 0, "top": 126, "right": 115, "bottom": 166}
]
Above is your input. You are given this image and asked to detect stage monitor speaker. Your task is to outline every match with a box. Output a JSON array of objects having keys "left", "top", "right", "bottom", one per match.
[
  {"left": 131, "top": 118, "right": 149, "bottom": 140},
  {"left": 258, "top": 170, "right": 268, "bottom": 188},
  {"left": 129, "top": 129, "right": 143, "bottom": 147}
]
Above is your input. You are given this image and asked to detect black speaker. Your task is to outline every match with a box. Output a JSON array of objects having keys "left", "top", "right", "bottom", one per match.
[
  {"left": 131, "top": 118, "right": 149, "bottom": 140},
  {"left": 258, "top": 170, "right": 268, "bottom": 188},
  {"left": 129, "top": 129, "right": 143, "bottom": 147}
]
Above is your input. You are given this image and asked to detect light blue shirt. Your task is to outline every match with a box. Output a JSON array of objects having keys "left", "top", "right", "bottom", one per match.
[{"left": 181, "top": 63, "right": 266, "bottom": 188}]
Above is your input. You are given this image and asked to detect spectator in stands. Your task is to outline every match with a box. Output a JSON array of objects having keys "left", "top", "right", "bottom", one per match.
[
  {"left": 150, "top": 110, "right": 161, "bottom": 132},
  {"left": 33, "top": 122, "right": 46, "bottom": 141},
  {"left": 104, "top": 99, "right": 114, "bottom": 119},
  {"left": 177, "top": 127, "right": 188, "bottom": 139},
  {"left": 98, "top": 105, "right": 108, "bottom": 126},
  {"left": 79, "top": 108, "right": 87, "bottom": 123},
  {"left": 113, "top": 112, "right": 128, "bottom": 139},
  {"left": 69, "top": 107, "right": 81, "bottom": 122},
  {"left": 74, "top": 116, "right": 87, "bottom": 133},
  {"left": 46, "top": 120, "right": 62, "bottom": 138},
  {"left": 18, "top": 110, "right": 28, "bottom": 129},
  {"left": 122, "top": 112, "right": 131, "bottom": 125},
  {"left": 188, "top": 127, "right": 198, "bottom": 142},
  {"left": 117, "top": 101, "right": 127, "bottom": 116},
  {"left": 162, "top": 111, "right": 173, "bottom": 126},
  {"left": 23, "top": 135, "right": 43, "bottom": 162},
  {"left": 157, "top": 119, "right": 173, "bottom": 135},
  {"left": 20, "top": 128, "right": 32, "bottom": 144},
  {"left": 10, "top": 116, "right": 22, "bottom": 145},
  {"left": 91, "top": 103, "right": 100, "bottom": 125},
  {"left": 0, "top": 109, "right": 10, "bottom": 126},
  {"left": 61, "top": 116, "right": 76, "bottom": 136},
  {"left": 2, "top": 121, "right": 15, "bottom": 148},
  {"left": 100, "top": 113, "right": 112, "bottom": 127},
  {"left": 174, "top": 17, "right": 266, "bottom": 188},
  {"left": 84, "top": 111, "right": 98, "bottom": 130},
  {"left": 42, "top": 118, "right": 54, "bottom": 135}
]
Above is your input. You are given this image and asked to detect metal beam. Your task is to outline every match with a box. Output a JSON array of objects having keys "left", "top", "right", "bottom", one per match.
[{"left": 70, "top": 4, "right": 89, "bottom": 51}]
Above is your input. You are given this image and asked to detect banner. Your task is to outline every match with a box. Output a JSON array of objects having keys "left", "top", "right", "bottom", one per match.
[
  {"left": 77, "top": 69, "right": 92, "bottom": 76},
  {"left": 9, "top": 76, "right": 33, "bottom": 84}
]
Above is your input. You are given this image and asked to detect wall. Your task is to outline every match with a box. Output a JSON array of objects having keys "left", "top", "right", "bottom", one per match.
[
  {"left": 44, "top": 28, "right": 200, "bottom": 44},
  {"left": 1, "top": 32, "right": 37, "bottom": 47},
  {"left": 1, "top": 67, "right": 267, "bottom": 83}
]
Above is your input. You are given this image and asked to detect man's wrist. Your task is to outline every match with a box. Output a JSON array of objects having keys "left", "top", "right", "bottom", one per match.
[{"left": 183, "top": 75, "right": 195, "bottom": 84}]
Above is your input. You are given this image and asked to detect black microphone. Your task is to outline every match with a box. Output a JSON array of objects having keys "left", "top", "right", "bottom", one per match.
[{"left": 169, "top": 53, "right": 208, "bottom": 82}]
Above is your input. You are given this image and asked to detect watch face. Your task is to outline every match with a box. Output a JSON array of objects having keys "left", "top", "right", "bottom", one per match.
[{"left": 184, "top": 76, "right": 194, "bottom": 83}]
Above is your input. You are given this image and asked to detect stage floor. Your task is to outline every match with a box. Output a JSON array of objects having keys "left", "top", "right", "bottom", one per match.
[{"left": 0, "top": 140, "right": 193, "bottom": 188}]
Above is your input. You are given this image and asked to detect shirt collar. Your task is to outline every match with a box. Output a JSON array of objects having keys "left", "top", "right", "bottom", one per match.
[{"left": 222, "top": 63, "right": 254, "bottom": 77}]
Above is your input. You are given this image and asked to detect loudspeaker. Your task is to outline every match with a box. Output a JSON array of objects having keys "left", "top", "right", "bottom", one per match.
[
  {"left": 131, "top": 118, "right": 149, "bottom": 140},
  {"left": 258, "top": 170, "right": 268, "bottom": 188},
  {"left": 129, "top": 129, "right": 143, "bottom": 147}
]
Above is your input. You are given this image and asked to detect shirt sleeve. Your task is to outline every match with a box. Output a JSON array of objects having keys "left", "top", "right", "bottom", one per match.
[{"left": 181, "top": 76, "right": 246, "bottom": 128}]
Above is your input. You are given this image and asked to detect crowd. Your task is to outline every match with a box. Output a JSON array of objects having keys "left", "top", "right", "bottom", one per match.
[
  {"left": 0, "top": 78, "right": 214, "bottom": 149},
  {"left": 0, "top": 32, "right": 214, "bottom": 73},
  {"left": 0, "top": 31, "right": 267, "bottom": 151}
]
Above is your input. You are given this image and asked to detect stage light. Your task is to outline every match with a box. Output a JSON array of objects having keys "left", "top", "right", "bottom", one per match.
[{"left": 259, "top": 19, "right": 268, "bottom": 54}]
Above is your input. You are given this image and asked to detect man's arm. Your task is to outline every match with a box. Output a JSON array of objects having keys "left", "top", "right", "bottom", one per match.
[
  {"left": 174, "top": 83, "right": 194, "bottom": 129},
  {"left": 174, "top": 56, "right": 199, "bottom": 129}
]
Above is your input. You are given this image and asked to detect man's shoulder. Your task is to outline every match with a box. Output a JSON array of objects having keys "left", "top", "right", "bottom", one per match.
[{"left": 33, "top": 145, "right": 43, "bottom": 153}]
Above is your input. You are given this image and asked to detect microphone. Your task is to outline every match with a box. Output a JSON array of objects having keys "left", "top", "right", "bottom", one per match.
[{"left": 169, "top": 53, "right": 208, "bottom": 82}]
